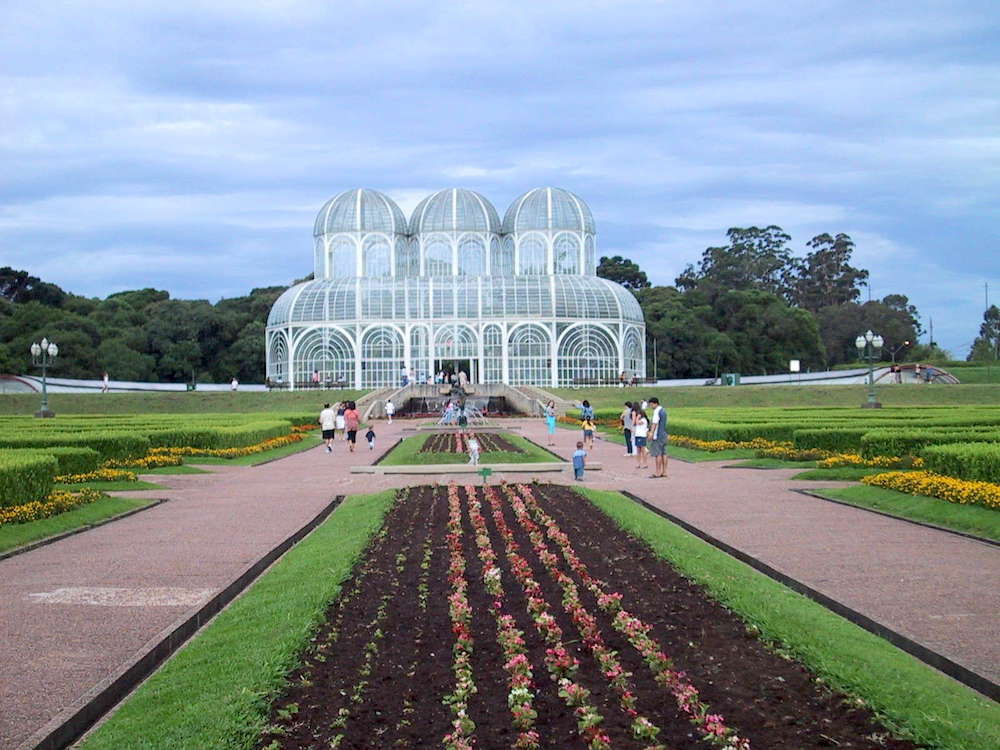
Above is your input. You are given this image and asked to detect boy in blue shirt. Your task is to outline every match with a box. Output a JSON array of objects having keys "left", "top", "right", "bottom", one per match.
[{"left": 572, "top": 441, "right": 587, "bottom": 481}]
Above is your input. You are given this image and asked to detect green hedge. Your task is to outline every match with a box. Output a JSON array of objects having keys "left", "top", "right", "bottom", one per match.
[
  {"left": 0, "top": 453, "right": 56, "bottom": 507},
  {"left": 921, "top": 443, "right": 1000, "bottom": 483},
  {"left": 147, "top": 421, "right": 291, "bottom": 450},
  {"left": 860, "top": 429, "right": 1000, "bottom": 459},
  {"left": 793, "top": 428, "right": 872, "bottom": 452},
  {"left": 0, "top": 432, "right": 151, "bottom": 461},
  {"left": 7, "top": 447, "right": 102, "bottom": 475}
]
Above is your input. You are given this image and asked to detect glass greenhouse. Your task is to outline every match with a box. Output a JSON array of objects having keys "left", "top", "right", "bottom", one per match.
[{"left": 266, "top": 187, "right": 646, "bottom": 388}]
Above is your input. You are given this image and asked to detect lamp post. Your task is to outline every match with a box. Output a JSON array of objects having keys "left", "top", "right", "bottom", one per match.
[
  {"left": 889, "top": 339, "right": 911, "bottom": 364},
  {"left": 855, "top": 329, "right": 883, "bottom": 409},
  {"left": 30, "top": 337, "right": 59, "bottom": 418}
]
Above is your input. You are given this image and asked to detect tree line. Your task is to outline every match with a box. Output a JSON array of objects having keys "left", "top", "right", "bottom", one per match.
[{"left": 597, "top": 226, "right": 953, "bottom": 378}]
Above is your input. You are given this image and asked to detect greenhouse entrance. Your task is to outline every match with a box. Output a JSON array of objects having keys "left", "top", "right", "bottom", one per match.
[{"left": 434, "top": 358, "right": 477, "bottom": 385}]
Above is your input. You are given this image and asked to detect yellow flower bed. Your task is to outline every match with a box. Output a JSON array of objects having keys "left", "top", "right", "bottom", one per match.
[
  {"left": 150, "top": 431, "right": 305, "bottom": 459},
  {"left": 862, "top": 471, "right": 1000, "bottom": 510},
  {"left": 755, "top": 444, "right": 833, "bottom": 461},
  {"left": 671, "top": 435, "right": 780, "bottom": 452},
  {"left": 103, "top": 453, "right": 183, "bottom": 470},
  {"left": 0, "top": 488, "right": 104, "bottom": 526},
  {"left": 818, "top": 453, "right": 925, "bottom": 470},
  {"left": 55, "top": 468, "right": 138, "bottom": 484}
]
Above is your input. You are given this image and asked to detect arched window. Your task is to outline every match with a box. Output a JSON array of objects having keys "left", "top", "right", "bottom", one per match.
[
  {"left": 623, "top": 327, "right": 643, "bottom": 381},
  {"left": 410, "top": 325, "right": 430, "bottom": 383},
  {"left": 554, "top": 233, "right": 580, "bottom": 274},
  {"left": 395, "top": 237, "right": 413, "bottom": 278},
  {"left": 584, "top": 236, "right": 596, "bottom": 275},
  {"left": 518, "top": 234, "right": 547, "bottom": 275},
  {"left": 557, "top": 325, "right": 618, "bottom": 386},
  {"left": 331, "top": 237, "right": 356, "bottom": 278},
  {"left": 508, "top": 324, "right": 551, "bottom": 385},
  {"left": 457, "top": 235, "right": 484, "bottom": 276},
  {"left": 434, "top": 324, "right": 478, "bottom": 359},
  {"left": 492, "top": 236, "right": 513, "bottom": 276},
  {"left": 363, "top": 236, "right": 390, "bottom": 278},
  {"left": 361, "top": 326, "right": 403, "bottom": 387},
  {"left": 293, "top": 327, "right": 355, "bottom": 387},
  {"left": 424, "top": 235, "right": 452, "bottom": 277},
  {"left": 266, "top": 331, "right": 288, "bottom": 384}
]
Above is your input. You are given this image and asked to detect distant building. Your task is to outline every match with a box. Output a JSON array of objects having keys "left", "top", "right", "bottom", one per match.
[{"left": 265, "top": 187, "right": 645, "bottom": 388}]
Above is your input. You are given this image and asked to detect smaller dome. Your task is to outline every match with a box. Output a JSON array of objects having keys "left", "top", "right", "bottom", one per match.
[
  {"left": 314, "top": 189, "right": 408, "bottom": 236},
  {"left": 502, "top": 187, "right": 595, "bottom": 235},
  {"left": 410, "top": 188, "right": 501, "bottom": 234}
]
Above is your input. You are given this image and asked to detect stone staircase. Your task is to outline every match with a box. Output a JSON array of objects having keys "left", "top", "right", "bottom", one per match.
[{"left": 510, "top": 385, "right": 577, "bottom": 416}]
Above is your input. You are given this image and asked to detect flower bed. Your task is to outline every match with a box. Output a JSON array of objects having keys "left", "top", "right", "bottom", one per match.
[
  {"left": 420, "top": 432, "right": 524, "bottom": 454},
  {"left": 0, "top": 488, "right": 104, "bottom": 526},
  {"left": 256, "top": 484, "right": 919, "bottom": 749},
  {"left": 862, "top": 471, "right": 1000, "bottom": 510}
]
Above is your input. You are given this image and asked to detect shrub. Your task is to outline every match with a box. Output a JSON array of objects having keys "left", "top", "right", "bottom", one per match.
[
  {"left": 0, "top": 453, "right": 57, "bottom": 508},
  {"left": 5, "top": 447, "right": 101, "bottom": 475},
  {"left": 792, "top": 428, "right": 871, "bottom": 452},
  {"left": 147, "top": 421, "right": 291, "bottom": 450},
  {"left": 0, "top": 432, "right": 150, "bottom": 461},
  {"left": 862, "top": 471, "right": 1000, "bottom": 510},
  {"left": 921, "top": 443, "right": 1000, "bottom": 484},
  {"left": 860, "top": 429, "right": 1000, "bottom": 459}
]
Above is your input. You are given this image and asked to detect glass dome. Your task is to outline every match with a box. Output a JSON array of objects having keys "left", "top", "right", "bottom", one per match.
[
  {"left": 502, "top": 187, "right": 595, "bottom": 235},
  {"left": 410, "top": 188, "right": 501, "bottom": 234},
  {"left": 313, "top": 188, "right": 408, "bottom": 237}
]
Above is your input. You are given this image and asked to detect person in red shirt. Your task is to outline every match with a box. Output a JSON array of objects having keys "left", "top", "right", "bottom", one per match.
[{"left": 343, "top": 401, "right": 361, "bottom": 453}]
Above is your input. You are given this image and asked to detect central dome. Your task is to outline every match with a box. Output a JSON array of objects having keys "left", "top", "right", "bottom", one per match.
[
  {"left": 314, "top": 188, "right": 408, "bottom": 237},
  {"left": 410, "top": 188, "right": 501, "bottom": 234}
]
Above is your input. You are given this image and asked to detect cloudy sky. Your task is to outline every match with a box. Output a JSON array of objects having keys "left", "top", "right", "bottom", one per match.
[{"left": 3, "top": 0, "right": 997, "bottom": 356}]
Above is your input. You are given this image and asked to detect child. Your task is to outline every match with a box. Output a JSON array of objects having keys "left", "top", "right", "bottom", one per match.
[
  {"left": 572, "top": 441, "right": 587, "bottom": 481},
  {"left": 365, "top": 426, "right": 376, "bottom": 451},
  {"left": 467, "top": 435, "right": 480, "bottom": 465},
  {"left": 581, "top": 417, "right": 595, "bottom": 450}
]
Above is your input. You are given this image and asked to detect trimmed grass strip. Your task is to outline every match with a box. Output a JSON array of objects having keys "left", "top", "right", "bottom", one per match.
[
  {"left": 793, "top": 466, "right": 889, "bottom": 481},
  {"left": 666, "top": 444, "right": 757, "bottom": 462},
  {"left": 79, "top": 489, "right": 395, "bottom": 750},
  {"left": 729, "top": 458, "right": 818, "bottom": 469},
  {"left": 577, "top": 486, "right": 1000, "bottom": 750},
  {"left": 52, "top": 480, "right": 164, "bottom": 492},
  {"left": 813, "top": 486, "right": 1000, "bottom": 542},
  {"left": 0, "top": 496, "right": 154, "bottom": 555},
  {"left": 146, "top": 464, "right": 209, "bottom": 475}
]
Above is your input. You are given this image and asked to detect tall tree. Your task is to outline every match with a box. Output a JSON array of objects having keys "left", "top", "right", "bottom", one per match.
[
  {"left": 676, "top": 225, "right": 794, "bottom": 299},
  {"left": 788, "top": 233, "right": 868, "bottom": 311},
  {"left": 816, "top": 296, "right": 921, "bottom": 367},
  {"left": 597, "top": 256, "right": 650, "bottom": 291},
  {"left": 967, "top": 305, "right": 1000, "bottom": 361}
]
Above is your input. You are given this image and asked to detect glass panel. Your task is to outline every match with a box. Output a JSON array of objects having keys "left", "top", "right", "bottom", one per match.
[
  {"left": 457, "top": 235, "right": 484, "bottom": 276},
  {"left": 266, "top": 331, "right": 288, "bottom": 383},
  {"left": 483, "top": 324, "right": 503, "bottom": 383},
  {"left": 363, "top": 236, "right": 391, "bottom": 278},
  {"left": 556, "top": 325, "right": 618, "bottom": 386},
  {"left": 424, "top": 235, "right": 453, "bottom": 277},
  {"left": 293, "top": 327, "right": 355, "bottom": 387},
  {"left": 361, "top": 326, "right": 404, "bottom": 388},
  {"left": 331, "top": 237, "right": 357, "bottom": 278},
  {"left": 508, "top": 323, "right": 551, "bottom": 385},
  {"left": 554, "top": 233, "right": 579, "bottom": 274},
  {"left": 518, "top": 234, "right": 547, "bottom": 275}
]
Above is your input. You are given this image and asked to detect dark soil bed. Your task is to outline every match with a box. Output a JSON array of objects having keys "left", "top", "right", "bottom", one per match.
[
  {"left": 419, "top": 432, "right": 523, "bottom": 454},
  {"left": 256, "top": 484, "right": 918, "bottom": 749}
]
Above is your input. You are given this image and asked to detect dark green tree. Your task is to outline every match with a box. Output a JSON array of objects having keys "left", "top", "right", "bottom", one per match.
[
  {"left": 967, "top": 305, "right": 1000, "bottom": 362},
  {"left": 788, "top": 233, "right": 868, "bottom": 311},
  {"left": 676, "top": 226, "right": 794, "bottom": 299},
  {"left": 597, "top": 256, "right": 651, "bottom": 291}
]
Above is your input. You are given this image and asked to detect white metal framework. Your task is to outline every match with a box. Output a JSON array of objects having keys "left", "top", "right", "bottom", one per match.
[{"left": 267, "top": 187, "right": 646, "bottom": 388}]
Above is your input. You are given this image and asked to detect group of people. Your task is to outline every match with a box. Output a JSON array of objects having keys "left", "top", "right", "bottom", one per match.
[
  {"left": 619, "top": 398, "right": 668, "bottom": 477},
  {"left": 318, "top": 401, "right": 370, "bottom": 453}
]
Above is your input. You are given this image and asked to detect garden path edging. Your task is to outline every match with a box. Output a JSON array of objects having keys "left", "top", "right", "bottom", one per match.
[
  {"left": 19, "top": 494, "right": 346, "bottom": 750},
  {"left": 620, "top": 490, "right": 1000, "bottom": 702}
]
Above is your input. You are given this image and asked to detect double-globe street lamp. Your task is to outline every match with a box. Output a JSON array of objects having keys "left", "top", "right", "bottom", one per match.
[
  {"left": 30, "top": 337, "right": 58, "bottom": 418},
  {"left": 855, "top": 329, "right": 883, "bottom": 409}
]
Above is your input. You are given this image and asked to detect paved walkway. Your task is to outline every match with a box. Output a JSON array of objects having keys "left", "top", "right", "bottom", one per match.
[{"left": 1, "top": 418, "right": 997, "bottom": 748}]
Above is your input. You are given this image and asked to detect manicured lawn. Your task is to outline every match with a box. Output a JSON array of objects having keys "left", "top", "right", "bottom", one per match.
[
  {"left": 550, "top": 383, "right": 1000, "bottom": 409},
  {"left": 78, "top": 490, "right": 395, "bottom": 750},
  {"left": 53, "top": 480, "right": 164, "bottom": 492},
  {"left": 792, "top": 466, "right": 888, "bottom": 481},
  {"left": 812, "top": 485, "right": 1000, "bottom": 542},
  {"left": 185, "top": 433, "right": 323, "bottom": 466},
  {"left": 667, "top": 444, "right": 757, "bottom": 462},
  {"left": 0, "top": 390, "right": 368, "bottom": 415},
  {"left": 146, "top": 464, "right": 209, "bottom": 475},
  {"left": 729, "top": 457, "right": 818, "bottom": 469},
  {"left": 580, "top": 487, "right": 1000, "bottom": 750},
  {"left": 380, "top": 432, "right": 560, "bottom": 465},
  {"left": 0, "top": 496, "right": 156, "bottom": 555}
]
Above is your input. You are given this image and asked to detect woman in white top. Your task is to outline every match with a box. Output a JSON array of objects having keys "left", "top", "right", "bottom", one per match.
[
  {"left": 632, "top": 406, "right": 650, "bottom": 470},
  {"left": 385, "top": 399, "right": 395, "bottom": 424}
]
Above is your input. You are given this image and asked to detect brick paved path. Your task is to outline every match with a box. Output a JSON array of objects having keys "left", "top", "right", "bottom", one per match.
[{"left": 1, "top": 418, "right": 997, "bottom": 748}]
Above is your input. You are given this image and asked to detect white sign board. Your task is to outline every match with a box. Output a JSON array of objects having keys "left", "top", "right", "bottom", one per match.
[{"left": 789, "top": 359, "right": 800, "bottom": 373}]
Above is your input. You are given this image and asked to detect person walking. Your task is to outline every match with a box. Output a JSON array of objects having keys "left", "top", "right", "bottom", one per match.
[
  {"left": 334, "top": 402, "right": 346, "bottom": 440},
  {"left": 230, "top": 377, "right": 239, "bottom": 391},
  {"left": 365, "top": 426, "right": 376, "bottom": 451},
  {"left": 385, "top": 399, "right": 395, "bottom": 424},
  {"left": 621, "top": 401, "right": 634, "bottom": 456},
  {"left": 572, "top": 441, "right": 587, "bottom": 481},
  {"left": 649, "top": 396, "right": 668, "bottom": 478},
  {"left": 581, "top": 415, "right": 596, "bottom": 451},
  {"left": 400, "top": 365, "right": 409, "bottom": 386},
  {"left": 319, "top": 403, "right": 336, "bottom": 453},
  {"left": 544, "top": 400, "right": 557, "bottom": 446},
  {"left": 467, "top": 434, "right": 480, "bottom": 465},
  {"left": 101, "top": 372, "right": 109, "bottom": 393},
  {"left": 344, "top": 401, "right": 360, "bottom": 453},
  {"left": 632, "top": 405, "right": 649, "bottom": 470}
]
